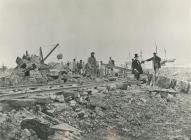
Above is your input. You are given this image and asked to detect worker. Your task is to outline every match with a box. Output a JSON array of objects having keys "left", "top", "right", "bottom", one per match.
[
  {"left": 142, "top": 52, "right": 161, "bottom": 85},
  {"left": 77, "top": 60, "right": 83, "bottom": 74},
  {"left": 87, "top": 52, "right": 97, "bottom": 78},
  {"left": 82, "top": 61, "right": 86, "bottom": 75},
  {"left": 72, "top": 59, "right": 77, "bottom": 74},
  {"left": 99, "top": 61, "right": 104, "bottom": 77},
  {"left": 132, "top": 54, "right": 143, "bottom": 80},
  {"left": 109, "top": 57, "right": 115, "bottom": 66},
  {"left": 65, "top": 62, "right": 70, "bottom": 72},
  {"left": 108, "top": 57, "right": 115, "bottom": 75},
  {"left": 96, "top": 61, "right": 100, "bottom": 77}
]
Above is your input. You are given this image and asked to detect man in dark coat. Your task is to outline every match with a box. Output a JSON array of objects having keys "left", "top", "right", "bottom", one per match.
[
  {"left": 108, "top": 57, "right": 115, "bottom": 75},
  {"left": 142, "top": 52, "right": 161, "bottom": 85},
  {"left": 132, "top": 54, "right": 143, "bottom": 80},
  {"left": 87, "top": 52, "right": 97, "bottom": 78},
  {"left": 143, "top": 52, "right": 161, "bottom": 76}
]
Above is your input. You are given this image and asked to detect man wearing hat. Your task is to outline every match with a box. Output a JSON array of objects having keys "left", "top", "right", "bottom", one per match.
[
  {"left": 142, "top": 52, "right": 161, "bottom": 85},
  {"left": 87, "top": 52, "right": 97, "bottom": 78},
  {"left": 143, "top": 52, "right": 161, "bottom": 76},
  {"left": 132, "top": 54, "right": 143, "bottom": 80},
  {"left": 108, "top": 57, "right": 115, "bottom": 75}
]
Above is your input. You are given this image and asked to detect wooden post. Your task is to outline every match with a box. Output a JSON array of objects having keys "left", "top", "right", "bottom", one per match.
[
  {"left": 140, "top": 49, "right": 143, "bottom": 61},
  {"left": 164, "top": 48, "right": 166, "bottom": 59},
  {"left": 155, "top": 41, "right": 158, "bottom": 54},
  {"left": 39, "top": 47, "right": 44, "bottom": 63}
]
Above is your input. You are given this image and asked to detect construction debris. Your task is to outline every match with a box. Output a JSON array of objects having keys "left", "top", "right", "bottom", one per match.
[
  {"left": 0, "top": 49, "right": 191, "bottom": 140},
  {"left": 0, "top": 78, "right": 190, "bottom": 140}
]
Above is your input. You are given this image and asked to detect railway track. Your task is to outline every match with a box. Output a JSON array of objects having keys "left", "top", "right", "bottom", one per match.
[
  {"left": 0, "top": 81, "right": 94, "bottom": 93},
  {"left": 0, "top": 78, "right": 128, "bottom": 101},
  {"left": 0, "top": 79, "right": 94, "bottom": 90}
]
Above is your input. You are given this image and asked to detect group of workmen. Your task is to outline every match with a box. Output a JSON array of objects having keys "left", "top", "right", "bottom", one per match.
[
  {"left": 131, "top": 52, "right": 161, "bottom": 83},
  {"left": 69, "top": 59, "right": 85, "bottom": 74},
  {"left": 66, "top": 52, "right": 99, "bottom": 77},
  {"left": 66, "top": 51, "right": 161, "bottom": 84},
  {"left": 66, "top": 52, "right": 115, "bottom": 78}
]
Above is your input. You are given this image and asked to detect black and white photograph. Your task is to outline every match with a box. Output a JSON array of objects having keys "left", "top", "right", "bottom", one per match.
[{"left": 0, "top": 0, "right": 190, "bottom": 140}]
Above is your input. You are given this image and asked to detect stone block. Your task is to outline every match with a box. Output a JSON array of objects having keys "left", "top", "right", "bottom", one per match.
[
  {"left": 4, "top": 98, "right": 51, "bottom": 108},
  {"left": 107, "top": 83, "right": 117, "bottom": 91},
  {"left": 169, "top": 79, "right": 177, "bottom": 89},
  {"left": 156, "top": 76, "right": 171, "bottom": 89},
  {"left": 55, "top": 95, "right": 65, "bottom": 103},
  {"left": 116, "top": 82, "right": 128, "bottom": 90},
  {"left": 188, "top": 82, "right": 191, "bottom": 94},
  {"left": 89, "top": 93, "right": 107, "bottom": 108},
  {"left": 4, "top": 99, "right": 36, "bottom": 108},
  {"left": 0, "top": 103, "right": 10, "bottom": 112},
  {"left": 175, "top": 80, "right": 190, "bottom": 93},
  {"left": 50, "top": 123, "right": 79, "bottom": 132},
  {"left": 20, "top": 118, "right": 50, "bottom": 140},
  {"left": 53, "top": 103, "right": 67, "bottom": 113},
  {"left": 108, "top": 77, "right": 117, "bottom": 81}
]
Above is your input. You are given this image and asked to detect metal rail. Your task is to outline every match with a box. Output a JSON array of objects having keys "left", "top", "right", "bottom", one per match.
[
  {"left": 0, "top": 79, "right": 128, "bottom": 101},
  {"left": 0, "top": 81, "right": 94, "bottom": 93}
]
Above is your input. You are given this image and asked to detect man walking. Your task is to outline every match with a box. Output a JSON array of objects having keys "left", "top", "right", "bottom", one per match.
[{"left": 132, "top": 54, "right": 143, "bottom": 80}]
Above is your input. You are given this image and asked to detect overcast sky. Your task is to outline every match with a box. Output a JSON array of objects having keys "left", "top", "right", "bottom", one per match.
[{"left": 0, "top": 0, "right": 190, "bottom": 67}]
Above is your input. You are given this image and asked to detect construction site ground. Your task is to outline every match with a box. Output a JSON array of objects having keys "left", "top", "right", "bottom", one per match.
[{"left": 0, "top": 71, "right": 191, "bottom": 140}]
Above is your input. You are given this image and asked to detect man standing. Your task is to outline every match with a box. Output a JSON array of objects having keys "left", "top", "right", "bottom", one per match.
[
  {"left": 82, "top": 61, "right": 86, "bottom": 75},
  {"left": 132, "top": 54, "right": 143, "bottom": 80},
  {"left": 77, "top": 60, "right": 83, "bottom": 74},
  {"left": 142, "top": 52, "right": 161, "bottom": 85},
  {"left": 108, "top": 57, "right": 115, "bottom": 75},
  {"left": 109, "top": 57, "right": 115, "bottom": 66},
  {"left": 72, "top": 59, "right": 77, "bottom": 74},
  {"left": 87, "top": 52, "right": 97, "bottom": 78},
  {"left": 143, "top": 52, "right": 161, "bottom": 76}
]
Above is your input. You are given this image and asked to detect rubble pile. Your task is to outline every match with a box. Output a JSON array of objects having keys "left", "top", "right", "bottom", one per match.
[
  {"left": 159, "top": 67, "right": 191, "bottom": 82},
  {"left": 0, "top": 50, "right": 191, "bottom": 140},
  {"left": 0, "top": 109, "right": 39, "bottom": 140},
  {"left": 1, "top": 82, "right": 191, "bottom": 140},
  {"left": 152, "top": 75, "right": 191, "bottom": 94},
  {"left": 0, "top": 105, "right": 81, "bottom": 140},
  {"left": 145, "top": 67, "right": 191, "bottom": 94},
  {"left": 0, "top": 55, "right": 85, "bottom": 86}
]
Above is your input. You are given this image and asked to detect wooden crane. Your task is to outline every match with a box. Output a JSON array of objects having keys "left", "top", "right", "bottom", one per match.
[{"left": 40, "top": 43, "right": 59, "bottom": 63}]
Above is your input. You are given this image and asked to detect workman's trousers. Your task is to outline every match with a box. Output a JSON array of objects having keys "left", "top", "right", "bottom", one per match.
[
  {"left": 152, "top": 67, "right": 160, "bottom": 86},
  {"left": 134, "top": 71, "right": 140, "bottom": 80},
  {"left": 89, "top": 68, "right": 97, "bottom": 78}
]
